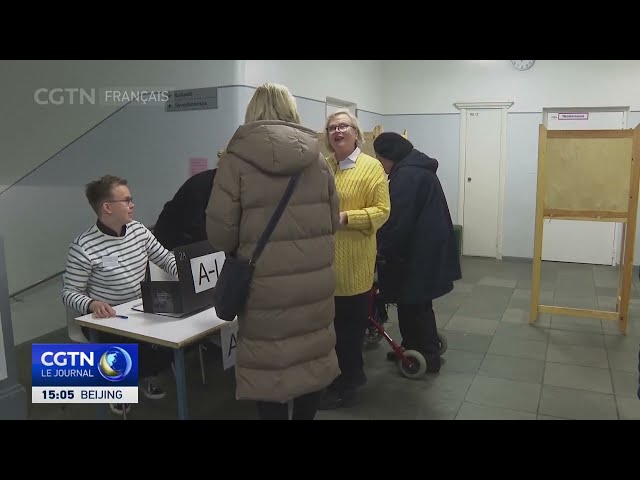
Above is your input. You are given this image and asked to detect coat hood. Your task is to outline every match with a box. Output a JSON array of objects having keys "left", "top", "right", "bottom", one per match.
[
  {"left": 226, "top": 120, "right": 321, "bottom": 175},
  {"left": 393, "top": 149, "right": 439, "bottom": 175}
]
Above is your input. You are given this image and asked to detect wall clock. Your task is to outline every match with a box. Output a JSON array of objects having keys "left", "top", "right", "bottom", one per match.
[{"left": 511, "top": 60, "right": 535, "bottom": 71}]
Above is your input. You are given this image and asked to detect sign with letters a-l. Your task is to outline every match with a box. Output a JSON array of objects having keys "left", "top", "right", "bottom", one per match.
[
  {"left": 189, "top": 251, "right": 226, "bottom": 294},
  {"left": 220, "top": 320, "right": 238, "bottom": 370}
]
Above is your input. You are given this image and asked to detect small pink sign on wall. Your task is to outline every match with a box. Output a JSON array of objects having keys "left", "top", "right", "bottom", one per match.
[{"left": 189, "top": 157, "right": 209, "bottom": 177}]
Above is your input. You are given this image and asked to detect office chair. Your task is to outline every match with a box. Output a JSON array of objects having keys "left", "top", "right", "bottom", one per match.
[{"left": 66, "top": 306, "right": 89, "bottom": 343}]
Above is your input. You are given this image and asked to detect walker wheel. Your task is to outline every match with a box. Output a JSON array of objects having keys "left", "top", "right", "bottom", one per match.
[
  {"left": 365, "top": 327, "right": 384, "bottom": 344},
  {"left": 438, "top": 332, "right": 448, "bottom": 355},
  {"left": 397, "top": 349, "right": 427, "bottom": 379}
]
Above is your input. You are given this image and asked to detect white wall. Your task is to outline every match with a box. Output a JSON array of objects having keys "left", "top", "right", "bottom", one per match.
[
  {"left": 0, "top": 60, "right": 239, "bottom": 193},
  {"left": 0, "top": 59, "right": 382, "bottom": 195},
  {"left": 382, "top": 60, "right": 640, "bottom": 114},
  {"left": 502, "top": 112, "right": 544, "bottom": 259},
  {"left": 498, "top": 111, "right": 640, "bottom": 261},
  {"left": 384, "top": 114, "right": 460, "bottom": 221},
  {"left": 380, "top": 60, "right": 640, "bottom": 263},
  {"left": 1, "top": 86, "right": 244, "bottom": 295},
  {"left": 357, "top": 110, "right": 385, "bottom": 133},
  {"left": 243, "top": 60, "right": 385, "bottom": 113}
]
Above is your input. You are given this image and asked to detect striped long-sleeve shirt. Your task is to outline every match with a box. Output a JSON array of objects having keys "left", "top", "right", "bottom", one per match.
[{"left": 61, "top": 220, "right": 178, "bottom": 314}]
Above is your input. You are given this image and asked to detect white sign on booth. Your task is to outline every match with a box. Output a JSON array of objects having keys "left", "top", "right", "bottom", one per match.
[
  {"left": 220, "top": 320, "right": 238, "bottom": 370},
  {"left": 189, "top": 251, "right": 226, "bottom": 294}
]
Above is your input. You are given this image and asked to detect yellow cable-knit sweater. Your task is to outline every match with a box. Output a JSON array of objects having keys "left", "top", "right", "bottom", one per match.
[{"left": 327, "top": 152, "right": 391, "bottom": 296}]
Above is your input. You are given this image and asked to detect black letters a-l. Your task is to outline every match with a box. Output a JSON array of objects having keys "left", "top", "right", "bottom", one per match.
[{"left": 199, "top": 263, "right": 211, "bottom": 285}]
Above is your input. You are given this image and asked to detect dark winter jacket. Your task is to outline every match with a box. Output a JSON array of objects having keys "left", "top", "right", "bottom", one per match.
[
  {"left": 153, "top": 169, "right": 217, "bottom": 250},
  {"left": 377, "top": 149, "right": 461, "bottom": 304}
]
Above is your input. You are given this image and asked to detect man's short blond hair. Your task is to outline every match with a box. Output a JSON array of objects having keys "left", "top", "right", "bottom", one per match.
[{"left": 85, "top": 175, "right": 127, "bottom": 214}]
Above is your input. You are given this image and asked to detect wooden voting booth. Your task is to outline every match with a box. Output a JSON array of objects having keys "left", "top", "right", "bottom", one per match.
[{"left": 529, "top": 124, "right": 640, "bottom": 335}]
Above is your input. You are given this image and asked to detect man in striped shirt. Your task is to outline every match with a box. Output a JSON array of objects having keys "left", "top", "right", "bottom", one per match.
[{"left": 61, "top": 175, "right": 177, "bottom": 415}]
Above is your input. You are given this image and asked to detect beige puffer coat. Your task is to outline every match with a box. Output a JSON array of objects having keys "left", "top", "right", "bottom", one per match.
[{"left": 206, "top": 120, "right": 340, "bottom": 403}]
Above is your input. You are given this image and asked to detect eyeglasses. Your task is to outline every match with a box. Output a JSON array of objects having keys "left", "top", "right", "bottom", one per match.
[
  {"left": 326, "top": 123, "right": 353, "bottom": 134},
  {"left": 106, "top": 197, "right": 134, "bottom": 206}
]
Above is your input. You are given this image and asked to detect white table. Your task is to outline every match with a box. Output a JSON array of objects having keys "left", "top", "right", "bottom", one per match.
[{"left": 75, "top": 299, "right": 232, "bottom": 419}]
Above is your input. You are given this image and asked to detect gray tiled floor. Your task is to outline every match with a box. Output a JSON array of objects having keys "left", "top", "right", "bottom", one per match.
[{"left": 10, "top": 256, "right": 640, "bottom": 420}]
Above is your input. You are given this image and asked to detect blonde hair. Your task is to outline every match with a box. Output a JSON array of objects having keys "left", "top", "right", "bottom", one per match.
[
  {"left": 244, "top": 83, "right": 301, "bottom": 124},
  {"left": 323, "top": 109, "right": 364, "bottom": 153}
]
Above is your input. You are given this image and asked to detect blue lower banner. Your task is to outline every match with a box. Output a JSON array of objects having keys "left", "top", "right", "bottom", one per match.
[{"left": 31, "top": 343, "right": 139, "bottom": 404}]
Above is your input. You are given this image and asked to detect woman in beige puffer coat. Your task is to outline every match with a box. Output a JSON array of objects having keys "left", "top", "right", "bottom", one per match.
[{"left": 206, "top": 83, "right": 340, "bottom": 420}]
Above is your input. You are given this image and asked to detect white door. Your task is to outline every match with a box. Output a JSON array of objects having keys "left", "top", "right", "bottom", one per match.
[
  {"left": 326, "top": 98, "right": 357, "bottom": 118},
  {"left": 541, "top": 110, "right": 626, "bottom": 265},
  {"left": 462, "top": 108, "right": 503, "bottom": 257}
]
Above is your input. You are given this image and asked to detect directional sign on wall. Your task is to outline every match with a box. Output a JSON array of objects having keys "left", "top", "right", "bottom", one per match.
[{"left": 166, "top": 87, "right": 218, "bottom": 112}]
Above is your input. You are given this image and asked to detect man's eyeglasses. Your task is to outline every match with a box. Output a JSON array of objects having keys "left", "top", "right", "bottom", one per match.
[
  {"left": 106, "top": 197, "right": 134, "bottom": 206},
  {"left": 327, "top": 124, "right": 353, "bottom": 134}
]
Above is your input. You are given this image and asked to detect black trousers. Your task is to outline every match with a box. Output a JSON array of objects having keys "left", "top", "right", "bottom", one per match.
[
  {"left": 332, "top": 292, "right": 369, "bottom": 391},
  {"left": 81, "top": 327, "right": 173, "bottom": 379},
  {"left": 256, "top": 390, "right": 322, "bottom": 420},
  {"left": 396, "top": 301, "right": 440, "bottom": 364}
]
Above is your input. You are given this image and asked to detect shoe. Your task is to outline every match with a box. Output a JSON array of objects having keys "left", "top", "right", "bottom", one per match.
[
  {"left": 317, "top": 388, "right": 361, "bottom": 410},
  {"left": 425, "top": 356, "right": 446, "bottom": 374},
  {"left": 425, "top": 362, "right": 441, "bottom": 374},
  {"left": 317, "top": 389, "right": 343, "bottom": 410},
  {"left": 387, "top": 349, "right": 403, "bottom": 361},
  {"left": 141, "top": 377, "right": 166, "bottom": 400},
  {"left": 110, "top": 403, "right": 131, "bottom": 415},
  {"left": 351, "top": 374, "right": 367, "bottom": 389}
]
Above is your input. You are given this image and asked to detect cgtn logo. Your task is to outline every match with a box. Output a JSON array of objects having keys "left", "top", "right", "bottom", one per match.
[
  {"left": 33, "top": 87, "right": 170, "bottom": 106},
  {"left": 31, "top": 344, "right": 138, "bottom": 404}
]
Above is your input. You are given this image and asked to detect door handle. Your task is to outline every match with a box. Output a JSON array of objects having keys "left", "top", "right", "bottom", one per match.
[{"left": 467, "top": 177, "right": 472, "bottom": 182}]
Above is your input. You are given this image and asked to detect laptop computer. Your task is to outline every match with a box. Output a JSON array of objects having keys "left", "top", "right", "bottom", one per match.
[{"left": 140, "top": 240, "right": 226, "bottom": 316}]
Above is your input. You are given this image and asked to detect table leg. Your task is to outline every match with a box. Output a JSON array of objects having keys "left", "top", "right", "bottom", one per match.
[
  {"left": 88, "top": 329, "right": 109, "bottom": 420},
  {"left": 173, "top": 348, "right": 189, "bottom": 420}
]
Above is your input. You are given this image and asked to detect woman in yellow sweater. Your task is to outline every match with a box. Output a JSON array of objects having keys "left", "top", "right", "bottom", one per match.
[{"left": 318, "top": 110, "right": 390, "bottom": 410}]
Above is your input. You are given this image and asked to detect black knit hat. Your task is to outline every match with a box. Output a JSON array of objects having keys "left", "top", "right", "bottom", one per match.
[{"left": 373, "top": 132, "right": 414, "bottom": 163}]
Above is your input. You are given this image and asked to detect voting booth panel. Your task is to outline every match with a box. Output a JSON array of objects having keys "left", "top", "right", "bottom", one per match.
[
  {"left": 141, "top": 240, "right": 226, "bottom": 316},
  {"left": 529, "top": 125, "right": 640, "bottom": 334}
]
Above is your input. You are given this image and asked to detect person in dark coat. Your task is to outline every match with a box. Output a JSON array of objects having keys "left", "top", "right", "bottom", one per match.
[
  {"left": 152, "top": 168, "right": 218, "bottom": 366},
  {"left": 153, "top": 169, "right": 217, "bottom": 250},
  {"left": 373, "top": 132, "right": 461, "bottom": 373}
]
